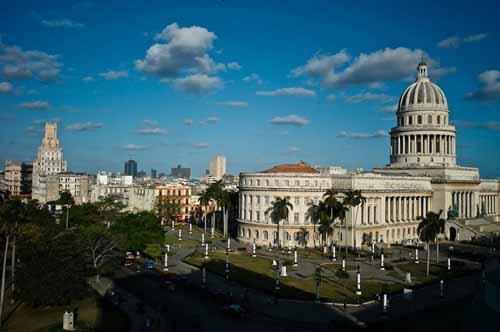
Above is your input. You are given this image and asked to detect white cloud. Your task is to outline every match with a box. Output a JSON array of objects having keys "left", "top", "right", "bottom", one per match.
[
  {"left": 286, "top": 146, "right": 301, "bottom": 154},
  {"left": 135, "top": 22, "right": 219, "bottom": 78},
  {"left": 171, "top": 74, "right": 222, "bottom": 94},
  {"left": 0, "top": 82, "right": 12, "bottom": 93},
  {"left": 256, "top": 87, "right": 315, "bottom": 97},
  {"left": 216, "top": 101, "right": 248, "bottom": 108},
  {"left": 134, "top": 128, "right": 168, "bottom": 136},
  {"left": 380, "top": 104, "right": 398, "bottom": 113},
  {"left": 291, "top": 50, "right": 350, "bottom": 83},
  {"left": 121, "top": 144, "right": 148, "bottom": 151},
  {"left": 437, "top": 33, "right": 488, "bottom": 48},
  {"left": 0, "top": 39, "right": 62, "bottom": 82},
  {"left": 143, "top": 119, "right": 159, "bottom": 126},
  {"left": 337, "top": 130, "right": 388, "bottom": 139},
  {"left": 65, "top": 122, "right": 103, "bottom": 131},
  {"left": 41, "top": 19, "right": 85, "bottom": 29},
  {"left": 192, "top": 142, "right": 209, "bottom": 149},
  {"left": 199, "top": 116, "right": 219, "bottom": 125},
  {"left": 82, "top": 76, "right": 94, "bottom": 82},
  {"left": 183, "top": 118, "right": 193, "bottom": 125},
  {"left": 344, "top": 92, "right": 394, "bottom": 104},
  {"left": 243, "top": 73, "right": 263, "bottom": 84},
  {"left": 270, "top": 115, "right": 309, "bottom": 127},
  {"left": 18, "top": 101, "right": 50, "bottom": 110},
  {"left": 466, "top": 70, "right": 500, "bottom": 100},
  {"left": 99, "top": 70, "right": 128, "bottom": 80},
  {"left": 227, "top": 62, "right": 241, "bottom": 70},
  {"left": 294, "top": 48, "right": 454, "bottom": 89}
]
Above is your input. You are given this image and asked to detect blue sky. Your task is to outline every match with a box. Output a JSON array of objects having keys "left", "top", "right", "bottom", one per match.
[{"left": 0, "top": 0, "right": 499, "bottom": 177}]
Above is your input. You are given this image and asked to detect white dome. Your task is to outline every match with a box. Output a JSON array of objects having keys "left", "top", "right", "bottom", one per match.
[{"left": 397, "top": 62, "right": 448, "bottom": 111}]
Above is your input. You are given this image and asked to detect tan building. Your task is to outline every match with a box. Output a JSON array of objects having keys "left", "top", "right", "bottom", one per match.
[
  {"left": 32, "top": 122, "right": 68, "bottom": 203},
  {"left": 157, "top": 183, "right": 192, "bottom": 221},
  {"left": 2, "top": 160, "right": 33, "bottom": 197},
  {"left": 209, "top": 155, "right": 226, "bottom": 180},
  {"left": 45, "top": 173, "right": 90, "bottom": 205}
]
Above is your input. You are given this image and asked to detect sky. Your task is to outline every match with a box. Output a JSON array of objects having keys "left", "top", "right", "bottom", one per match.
[{"left": 0, "top": 0, "right": 499, "bottom": 178}]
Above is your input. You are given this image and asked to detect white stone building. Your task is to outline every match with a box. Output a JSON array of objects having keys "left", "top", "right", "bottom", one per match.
[
  {"left": 237, "top": 62, "right": 499, "bottom": 248},
  {"left": 32, "top": 122, "right": 68, "bottom": 203}
]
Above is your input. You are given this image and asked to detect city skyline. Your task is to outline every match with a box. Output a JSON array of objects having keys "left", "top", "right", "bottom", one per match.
[{"left": 1, "top": 1, "right": 499, "bottom": 178}]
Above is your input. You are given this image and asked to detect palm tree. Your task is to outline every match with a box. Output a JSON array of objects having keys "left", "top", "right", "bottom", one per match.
[
  {"left": 318, "top": 216, "right": 334, "bottom": 246},
  {"left": 207, "top": 180, "right": 224, "bottom": 232},
  {"left": 307, "top": 201, "right": 321, "bottom": 248},
  {"left": 266, "top": 197, "right": 293, "bottom": 249},
  {"left": 198, "top": 190, "right": 211, "bottom": 235},
  {"left": 323, "top": 189, "right": 339, "bottom": 245},
  {"left": 417, "top": 210, "right": 445, "bottom": 276},
  {"left": 343, "top": 190, "right": 366, "bottom": 249}
]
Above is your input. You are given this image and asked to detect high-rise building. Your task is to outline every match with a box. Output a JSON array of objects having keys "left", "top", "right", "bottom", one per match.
[
  {"left": 209, "top": 155, "right": 226, "bottom": 180},
  {"left": 171, "top": 164, "right": 191, "bottom": 179},
  {"left": 2, "top": 160, "right": 33, "bottom": 197},
  {"left": 151, "top": 169, "right": 157, "bottom": 179},
  {"left": 32, "top": 122, "right": 67, "bottom": 203},
  {"left": 124, "top": 160, "right": 138, "bottom": 177}
]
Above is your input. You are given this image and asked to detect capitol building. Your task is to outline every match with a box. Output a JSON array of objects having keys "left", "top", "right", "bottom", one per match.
[{"left": 237, "top": 61, "right": 499, "bottom": 248}]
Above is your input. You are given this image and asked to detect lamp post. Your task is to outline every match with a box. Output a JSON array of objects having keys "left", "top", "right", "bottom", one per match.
[
  {"left": 178, "top": 229, "right": 182, "bottom": 241},
  {"left": 163, "top": 253, "right": 168, "bottom": 271},
  {"left": 356, "top": 265, "right": 362, "bottom": 296},
  {"left": 201, "top": 233, "right": 205, "bottom": 245},
  {"left": 189, "top": 222, "right": 192, "bottom": 234},
  {"left": 274, "top": 260, "right": 280, "bottom": 302},
  {"left": 293, "top": 249, "right": 298, "bottom": 267},
  {"left": 65, "top": 204, "right": 71, "bottom": 230},
  {"left": 380, "top": 253, "right": 385, "bottom": 271},
  {"left": 415, "top": 248, "right": 419, "bottom": 264},
  {"left": 447, "top": 257, "right": 451, "bottom": 271},
  {"left": 252, "top": 241, "right": 256, "bottom": 258},
  {"left": 204, "top": 243, "right": 209, "bottom": 259},
  {"left": 201, "top": 264, "right": 206, "bottom": 289},
  {"left": 332, "top": 244, "right": 336, "bottom": 261},
  {"left": 227, "top": 238, "right": 231, "bottom": 252},
  {"left": 225, "top": 250, "right": 230, "bottom": 280}
]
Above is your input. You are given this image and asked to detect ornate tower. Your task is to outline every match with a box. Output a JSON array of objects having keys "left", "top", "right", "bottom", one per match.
[
  {"left": 389, "top": 61, "right": 456, "bottom": 166},
  {"left": 32, "top": 122, "right": 67, "bottom": 202}
]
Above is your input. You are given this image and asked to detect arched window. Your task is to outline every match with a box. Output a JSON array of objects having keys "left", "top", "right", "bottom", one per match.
[
  {"left": 417, "top": 115, "right": 422, "bottom": 124},
  {"left": 437, "top": 115, "right": 441, "bottom": 124},
  {"left": 401, "top": 117, "right": 405, "bottom": 126},
  {"left": 247, "top": 229, "right": 251, "bottom": 238},
  {"left": 263, "top": 231, "right": 268, "bottom": 240},
  {"left": 427, "top": 114, "right": 432, "bottom": 124},
  {"left": 255, "top": 230, "right": 259, "bottom": 239},
  {"left": 408, "top": 116, "right": 413, "bottom": 125}
]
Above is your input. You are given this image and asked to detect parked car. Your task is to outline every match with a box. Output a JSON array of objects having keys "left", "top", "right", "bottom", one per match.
[
  {"left": 143, "top": 260, "right": 155, "bottom": 270},
  {"left": 126, "top": 251, "right": 135, "bottom": 260},
  {"left": 124, "top": 259, "right": 133, "bottom": 267}
]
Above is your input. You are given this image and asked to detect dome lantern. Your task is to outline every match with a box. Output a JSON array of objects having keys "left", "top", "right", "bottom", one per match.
[{"left": 417, "top": 58, "right": 428, "bottom": 80}]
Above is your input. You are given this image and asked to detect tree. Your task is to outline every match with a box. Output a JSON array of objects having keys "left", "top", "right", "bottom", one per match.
[
  {"left": 198, "top": 190, "right": 212, "bottom": 235},
  {"left": 111, "top": 211, "right": 163, "bottom": 252},
  {"left": 307, "top": 201, "right": 328, "bottom": 248},
  {"left": 0, "top": 198, "right": 28, "bottom": 324},
  {"left": 156, "top": 198, "right": 181, "bottom": 225},
  {"left": 56, "top": 191, "right": 75, "bottom": 230},
  {"left": 266, "top": 197, "right": 293, "bottom": 249},
  {"left": 207, "top": 180, "right": 224, "bottom": 232},
  {"left": 80, "top": 224, "right": 118, "bottom": 282},
  {"left": 417, "top": 210, "right": 445, "bottom": 276},
  {"left": 343, "top": 190, "right": 366, "bottom": 250},
  {"left": 16, "top": 231, "right": 90, "bottom": 307},
  {"left": 96, "top": 196, "right": 124, "bottom": 228}
]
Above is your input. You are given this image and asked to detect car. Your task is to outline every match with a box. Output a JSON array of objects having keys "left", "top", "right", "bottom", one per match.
[
  {"left": 143, "top": 260, "right": 155, "bottom": 270},
  {"left": 125, "top": 251, "right": 135, "bottom": 260},
  {"left": 124, "top": 259, "right": 133, "bottom": 267}
]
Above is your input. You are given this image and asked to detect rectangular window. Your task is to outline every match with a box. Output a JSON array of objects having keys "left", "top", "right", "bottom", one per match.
[
  {"left": 294, "top": 197, "right": 300, "bottom": 205},
  {"left": 265, "top": 196, "right": 269, "bottom": 204},
  {"left": 295, "top": 180, "right": 300, "bottom": 186},
  {"left": 274, "top": 179, "right": 279, "bottom": 186},
  {"left": 285, "top": 180, "right": 290, "bottom": 186},
  {"left": 256, "top": 211, "right": 260, "bottom": 221},
  {"left": 264, "top": 211, "right": 269, "bottom": 223},
  {"left": 305, "top": 180, "right": 310, "bottom": 186},
  {"left": 294, "top": 213, "right": 299, "bottom": 224},
  {"left": 256, "top": 196, "right": 260, "bottom": 204}
]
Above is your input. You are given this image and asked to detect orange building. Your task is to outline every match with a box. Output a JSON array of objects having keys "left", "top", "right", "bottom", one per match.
[{"left": 157, "top": 183, "right": 192, "bottom": 221}]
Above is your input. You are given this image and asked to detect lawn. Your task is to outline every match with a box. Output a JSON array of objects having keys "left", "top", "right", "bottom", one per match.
[
  {"left": 396, "top": 259, "right": 470, "bottom": 283},
  {"left": 5, "top": 295, "right": 129, "bottom": 332},
  {"left": 164, "top": 233, "right": 199, "bottom": 249},
  {"left": 184, "top": 250, "right": 403, "bottom": 303}
]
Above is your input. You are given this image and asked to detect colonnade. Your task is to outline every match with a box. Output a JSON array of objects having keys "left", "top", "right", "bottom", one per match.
[
  {"left": 391, "top": 134, "right": 455, "bottom": 155},
  {"left": 451, "top": 191, "right": 476, "bottom": 218},
  {"left": 480, "top": 194, "right": 497, "bottom": 215},
  {"left": 385, "top": 196, "right": 431, "bottom": 222}
]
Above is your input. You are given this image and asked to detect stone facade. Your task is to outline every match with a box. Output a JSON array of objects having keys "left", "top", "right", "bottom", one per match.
[
  {"left": 236, "top": 63, "right": 500, "bottom": 248},
  {"left": 32, "top": 122, "right": 68, "bottom": 203},
  {"left": 2, "top": 160, "right": 33, "bottom": 197}
]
